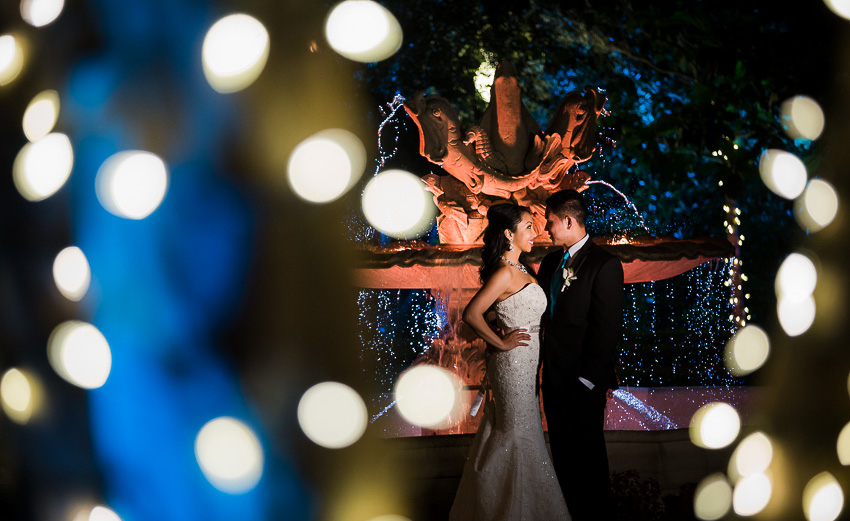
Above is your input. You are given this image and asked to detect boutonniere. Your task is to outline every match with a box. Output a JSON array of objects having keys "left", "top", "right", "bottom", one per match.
[{"left": 561, "top": 267, "right": 577, "bottom": 292}]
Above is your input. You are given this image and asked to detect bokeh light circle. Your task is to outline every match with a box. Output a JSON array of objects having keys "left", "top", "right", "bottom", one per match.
[
  {"left": 838, "top": 421, "right": 850, "bottom": 465},
  {"left": 195, "top": 417, "right": 264, "bottom": 493},
  {"left": 88, "top": 506, "right": 122, "bottom": 521},
  {"left": 53, "top": 246, "right": 91, "bottom": 301},
  {"left": 0, "top": 368, "right": 39, "bottom": 424},
  {"left": 20, "top": 0, "right": 65, "bottom": 27},
  {"left": 725, "top": 325, "right": 770, "bottom": 376},
  {"left": 796, "top": 179, "right": 839, "bottom": 232},
  {"left": 729, "top": 431, "right": 773, "bottom": 483},
  {"left": 362, "top": 169, "right": 436, "bottom": 239},
  {"left": 297, "top": 382, "right": 368, "bottom": 449},
  {"left": 0, "top": 34, "right": 24, "bottom": 86},
  {"left": 777, "top": 295, "right": 816, "bottom": 337},
  {"left": 733, "top": 472, "right": 772, "bottom": 516},
  {"left": 824, "top": 0, "right": 850, "bottom": 21},
  {"left": 23, "top": 89, "right": 60, "bottom": 142},
  {"left": 13, "top": 132, "right": 74, "bottom": 201},
  {"left": 693, "top": 473, "right": 732, "bottom": 520},
  {"left": 325, "top": 0, "right": 402, "bottom": 62},
  {"left": 395, "top": 365, "right": 461, "bottom": 428},
  {"left": 47, "top": 321, "right": 111, "bottom": 389},
  {"left": 804, "top": 472, "right": 844, "bottom": 521},
  {"left": 781, "top": 95, "right": 825, "bottom": 141},
  {"left": 776, "top": 253, "right": 818, "bottom": 302},
  {"left": 758, "top": 149, "right": 808, "bottom": 200},
  {"left": 367, "top": 516, "right": 412, "bottom": 521},
  {"left": 96, "top": 151, "right": 169, "bottom": 219},
  {"left": 690, "top": 402, "right": 741, "bottom": 449},
  {"left": 287, "top": 129, "right": 366, "bottom": 203},
  {"left": 202, "top": 13, "right": 269, "bottom": 93}
]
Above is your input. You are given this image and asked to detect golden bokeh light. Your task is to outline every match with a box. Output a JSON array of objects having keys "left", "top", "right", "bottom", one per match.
[
  {"left": 758, "top": 149, "right": 808, "bottom": 200},
  {"left": 394, "top": 365, "right": 464, "bottom": 428},
  {"left": 195, "top": 417, "right": 264, "bottom": 493},
  {"left": 96, "top": 151, "right": 168, "bottom": 219},
  {"left": 728, "top": 431, "right": 773, "bottom": 483},
  {"left": 20, "top": 0, "right": 65, "bottom": 27},
  {"left": 795, "top": 179, "right": 839, "bottom": 232},
  {"left": 839, "top": 421, "right": 850, "bottom": 465},
  {"left": 362, "top": 169, "right": 436, "bottom": 239},
  {"left": 22, "top": 89, "right": 60, "bottom": 142},
  {"left": 287, "top": 129, "right": 367, "bottom": 203},
  {"left": 53, "top": 246, "right": 91, "bottom": 301},
  {"left": 47, "top": 321, "right": 112, "bottom": 389},
  {"left": 690, "top": 402, "right": 741, "bottom": 449},
  {"left": 781, "top": 95, "right": 825, "bottom": 141},
  {"left": 297, "top": 381, "right": 368, "bottom": 449},
  {"left": 725, "top": 324, "right": 770, "bottom": 376},
  {"left": 803, "top": 472, "right": 844, "bottom": 521},
  {"left": 693, "top": 473, "right": 732, "bottom": 520},
  {"left": 0, "top": 34, "right": 24, "bottom": 86},
  {"left": 325, "top": 0, "right": 402, "bottom": 63},
  {"left": 202, "top": 13, "right": 269, "bottom": 93},
  {"left": 824, "top": 0, "right": 850, "bottom": 20},
  {"left": 474, "top": 61, "right": 496, "bottom": 102},
  {"left": 733, "top": 472, "right": 772, "bottom": 516},
  {"left": 777, "top": 294, "right": 816, "bottom": 337},
  {"left": 88, "top": 506, "right": 122, "bottom": 521},
  {"left": 367, "top": 516, "right": 412, "bottom": 521},
  {"left": 12, "top": 132, "right": 74, "bottom": 202},
  {"left": 0, "top": 368, "right": 41, "bottom": 424},
  {"left": 776, "top": 253, "right": 818, "bottom": 301}
]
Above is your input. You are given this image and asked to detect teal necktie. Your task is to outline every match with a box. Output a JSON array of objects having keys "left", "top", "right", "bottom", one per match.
[{"left": 549, "top": 250, "right": 570, "bottom": 317}]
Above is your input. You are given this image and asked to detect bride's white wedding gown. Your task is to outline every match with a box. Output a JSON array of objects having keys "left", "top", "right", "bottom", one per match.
[{"left": 449, "top": 283, "right": 571, "bottom": 520}]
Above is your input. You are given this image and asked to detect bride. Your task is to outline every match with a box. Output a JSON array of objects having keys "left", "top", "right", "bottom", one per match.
[{"left": 449, "top": 203, "right": 570, "bottom": 520}]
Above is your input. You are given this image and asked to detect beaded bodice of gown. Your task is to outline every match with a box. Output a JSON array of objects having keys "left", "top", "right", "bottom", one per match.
[{"left": 449, "top": 283, "right": 571, "bottom": 521}]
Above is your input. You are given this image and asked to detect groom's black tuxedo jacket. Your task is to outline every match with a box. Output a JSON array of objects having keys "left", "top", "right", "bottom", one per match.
[{"left": 537, "top": 239, "right": 624, "bottom": 393}]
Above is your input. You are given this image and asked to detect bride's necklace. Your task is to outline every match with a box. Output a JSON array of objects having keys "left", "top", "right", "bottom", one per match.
[{"left": 500, "top": 255, "right": 527, "bottom": 274}]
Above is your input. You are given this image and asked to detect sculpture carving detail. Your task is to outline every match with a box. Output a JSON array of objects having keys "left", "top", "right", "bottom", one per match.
[{"left": 404, "top": 62, "right": 607, "bottom": 244}]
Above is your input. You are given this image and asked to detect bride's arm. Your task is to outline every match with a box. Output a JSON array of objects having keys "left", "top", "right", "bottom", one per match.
[{"left": 462, "top": 268, "right": 530, "bottom": 351}]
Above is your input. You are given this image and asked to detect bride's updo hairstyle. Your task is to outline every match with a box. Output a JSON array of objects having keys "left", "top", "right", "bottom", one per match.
[{"left": 480, "top": 203, "right": 533, "bottom": 283}]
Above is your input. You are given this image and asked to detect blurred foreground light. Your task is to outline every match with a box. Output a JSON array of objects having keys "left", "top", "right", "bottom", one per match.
[
  {"left": 733, "top": 472, "right": 772, "bottom": 516},
  {"left": 13, "top": 133, "right": 73, "bottom": 201},
  {"left": 729, "top": 432, "right": 773, "bottom": 483},
  {"left": 1, "top": 368, "right": 41, "bottom": 424},
  {"left": 475, "top": 61, "right": 496, "bottom": 103},
  {"left": 287, "top": 129, "right": 366, "bottom": 203},
  {"left": 395, "top": 365, "right": 463, "bottom": 428},
  {"left": 20, "top": 0, "right": 64, "bottom": 27},
  {"left": 690, "top": 402, "right": 740, "bottom": 449},
  {"left": 781, "top": 95, "right": 825, "bottom": 141},
  {"left": 325, "top": 0, "right": 402, "bottom": 62},
  {"left": 0, "top": 34, "right": 24, "bottom": 86},
  {"left": 88, "top": 506, "right": 122, "bottom": 521},
  {"left": 53, "top": 246, "right": 91, "bottom": 301},
  {"left": 297, "top": 382, "right": 367, "bottom": 449},
  {"left": 202, "top": 13, "right": 269, "bottom": 93},
  {"left": 725, "top": 325, "right": 770, "bottom": 376},
  {"left": 824, "top": 0, "right": 850, "bottom": 20},
  {"left": 804, "top": 472, "right": 844, "bottom": 521},
  {"left": 96, "top": 151, "right": 168, "bottom": 219},
  {"left": 694, "top": 473, "right": 732, "bottom": 520},
  {"left": 777, "top": 294, "right": 816, "bottom": 337},
  {"left": 362, "top": 169, "right": 436, "bottom": 239},
  {"left": 195, "top": 417, "right": 264, "bottom": 493},
  {"left": 47, "top": 321, "right": 111, "bottom": 389},
  {"left": 838, "top": 421, "right": 850, "bottom": 465},
  {"left": 796, "top": 179, "right": 839, "bottom": 232},
  {"left": 368, "top": 516, "right": 412, "bottom": 521},
  {"left": 758, "top": 149, "right": 808, "bottom": 200},
  {"left": 23, "top": 89, "right": 59, "bottom": 142},
  {"left": 776, "top": 253, "right": 818, "bottom": 301}
]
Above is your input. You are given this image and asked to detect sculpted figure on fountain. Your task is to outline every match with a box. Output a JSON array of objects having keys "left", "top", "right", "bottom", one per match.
[{"left": 404, "top": 61, "right": 606, "bottom": 244}]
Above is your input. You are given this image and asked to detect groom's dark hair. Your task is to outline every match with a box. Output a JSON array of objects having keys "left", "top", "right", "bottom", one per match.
[{"left": 546, "top": 189, "right": 588, "bottom": 227}]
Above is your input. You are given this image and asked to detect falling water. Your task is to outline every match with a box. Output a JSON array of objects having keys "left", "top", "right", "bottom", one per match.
[{"left": 584, "top": 179, "right": 650, "bottom": 233}]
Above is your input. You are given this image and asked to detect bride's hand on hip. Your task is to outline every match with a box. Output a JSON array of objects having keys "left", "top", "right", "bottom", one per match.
[{"left": 500, "top": 328, "right": 530, "bottom": 351}]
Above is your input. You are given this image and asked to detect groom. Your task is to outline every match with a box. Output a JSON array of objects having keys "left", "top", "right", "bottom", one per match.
[{"left": 537, "top": 189, "right": 624, "bottom": 521}]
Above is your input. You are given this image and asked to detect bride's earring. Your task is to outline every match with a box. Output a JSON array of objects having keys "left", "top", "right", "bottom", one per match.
[{"left": 508, "top": 240, "right": 514, "bottom": 252}]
